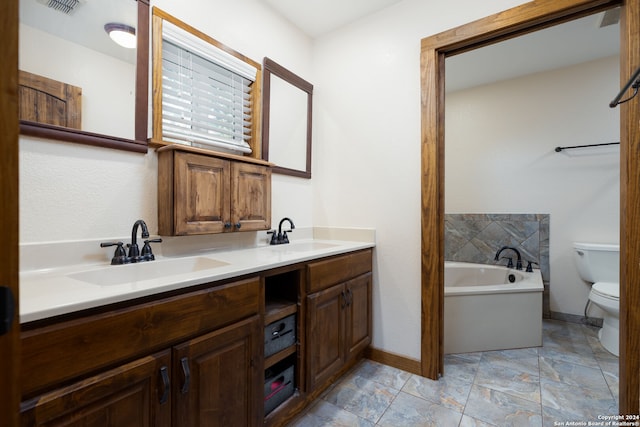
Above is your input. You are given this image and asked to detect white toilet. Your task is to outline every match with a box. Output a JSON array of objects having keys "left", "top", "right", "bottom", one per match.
[{"left": 573, "top": 242, "right": 620, "bottom": 356}]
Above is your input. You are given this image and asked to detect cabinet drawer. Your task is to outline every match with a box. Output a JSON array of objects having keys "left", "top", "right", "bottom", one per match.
[
  {"left": 307, "top": 249, "right": 372, "bottom": 293},
  {"left": 21, "top": 277, "right": 260, "bottom": 398}
]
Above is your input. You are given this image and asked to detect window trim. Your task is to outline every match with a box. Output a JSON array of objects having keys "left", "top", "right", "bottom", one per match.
[{"left": 150, "top": 7, "right": 262, "bottom": 159}]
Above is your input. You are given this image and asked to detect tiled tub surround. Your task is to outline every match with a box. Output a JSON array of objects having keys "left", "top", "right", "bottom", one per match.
[
  {"left": 19, "top": 227, "right": 375, "bottom": 323},
  {"left": 445, "top": 213, "right": 551, "bottom": 317},
  {"left": 291, "top": 319, "right": 619, "bottom": 426}
]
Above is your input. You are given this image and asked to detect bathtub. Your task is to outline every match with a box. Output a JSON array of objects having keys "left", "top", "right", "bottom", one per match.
[{"left": 444, "top": 261, "right": 543, "bottom": 354}]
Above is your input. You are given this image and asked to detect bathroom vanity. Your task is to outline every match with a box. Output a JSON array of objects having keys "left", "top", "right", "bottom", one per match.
[{"left": 19, "top": 238, "right": 373, "bottom": 426}]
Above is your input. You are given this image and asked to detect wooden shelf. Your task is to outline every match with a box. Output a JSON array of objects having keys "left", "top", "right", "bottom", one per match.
[
  {"left": 264, "top": 344, "right": 297, "bottom": 370},
  {"left": 265, "top": 299, "right": 297, "bottom": 325}
]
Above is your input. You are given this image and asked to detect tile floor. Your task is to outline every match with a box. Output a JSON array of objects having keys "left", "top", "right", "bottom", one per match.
[{"left": 289, "top": 319, "right": 619, "bottom": 426}]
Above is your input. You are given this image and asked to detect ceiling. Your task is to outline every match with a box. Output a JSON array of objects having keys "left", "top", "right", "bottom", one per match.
[
  {"left": 260, "top": 0, "right": 405, "bottom": 38},
  {"left": 20, "top": 0, "right": 137, "bottom": 63},
  {"left": 445, "top": 10, "right": 620, "bottom": 92},
  {"left": 260, "top": 1, "right": 620, "bottom": 92},
  {"left": 20, "top": 0, "right": 620, "bottom": 91}
]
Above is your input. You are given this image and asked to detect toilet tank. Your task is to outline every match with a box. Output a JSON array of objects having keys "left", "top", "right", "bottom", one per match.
[{"left": 573, "top": 242, "right": 619, "bottom": 283}]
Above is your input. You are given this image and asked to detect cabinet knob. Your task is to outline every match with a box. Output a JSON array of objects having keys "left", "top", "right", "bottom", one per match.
[
  {"left": 224, "top": 222, "right": 232, "bottom": 229},
  {"left": 235, "top": 222, "right": 242, "bottom": 229}
]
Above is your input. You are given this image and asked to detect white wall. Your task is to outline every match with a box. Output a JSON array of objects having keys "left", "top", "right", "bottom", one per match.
[
  {"left": 445, "top": 56, "right": 620, "bottom": 317},
  {"left": 311, "top": 0, "right": 528, "bottom": 360},
  {"left": 19, "top": 0, "right": 315, "bottom": 243}
]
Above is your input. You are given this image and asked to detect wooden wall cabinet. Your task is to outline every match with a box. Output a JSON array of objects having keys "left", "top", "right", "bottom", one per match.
[
  {"left": 306, "top": 250, "right": 372, "bottom": 391},
  {"left": 158, "top": 146, "right": 271, "bottom": 236}
]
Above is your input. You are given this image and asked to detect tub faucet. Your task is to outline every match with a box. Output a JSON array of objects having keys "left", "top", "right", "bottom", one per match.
[
  {"left": 128, "top": 219, "right": 150, "bottom": 262},
  {"left": 494, "top": 246, "right": 523, "bottom": 270}
]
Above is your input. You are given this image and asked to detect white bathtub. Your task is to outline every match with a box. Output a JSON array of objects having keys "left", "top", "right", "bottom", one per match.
[{"left": 444, "top": 261, "right": 543, "bottom": 354}]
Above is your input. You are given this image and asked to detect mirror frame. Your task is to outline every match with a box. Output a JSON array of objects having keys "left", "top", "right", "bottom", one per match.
[
  {"left": 262, "top": 57, "right": 313, "bottom": 178},
  {"left": 19, "top": 0, "right": 150, "bottom": 154}
]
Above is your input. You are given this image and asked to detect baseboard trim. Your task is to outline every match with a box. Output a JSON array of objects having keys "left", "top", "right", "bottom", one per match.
[
  {"left": 549, "top": 310, "right": 603, "bottom": 327},
  {"left": 364, "top": 346, "right": 421, "bottom": 376}
]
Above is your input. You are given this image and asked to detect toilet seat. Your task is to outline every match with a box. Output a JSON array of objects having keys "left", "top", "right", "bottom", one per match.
[{"left": 591, "top": 281, "right": 619, "bottom": 300}]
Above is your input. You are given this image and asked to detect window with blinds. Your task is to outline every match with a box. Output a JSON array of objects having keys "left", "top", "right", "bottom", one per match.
[{"left": 153, "top": 14, "right": 260, "bottom": 155}]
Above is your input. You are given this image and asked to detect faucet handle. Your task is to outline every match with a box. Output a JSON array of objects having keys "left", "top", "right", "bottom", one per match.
[
  {"left": 100, "top": 241, "right": 129, "bottom": 265},
  {"left": 499, "top": 256, "right": 513, "bottom": 269},
  {"left": 141, "top": 238, "right": 162, "bottom": 261},
  {"left": 525, "top": 261, "right": 539, "bottom": 273}
]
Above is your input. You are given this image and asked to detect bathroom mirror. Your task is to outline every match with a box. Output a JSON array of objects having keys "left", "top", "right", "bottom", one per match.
[
  {"left": 18, "top": 0, "right": 149, "bottom": 153},
  {"left": 262, "top": 57, "right": 313, "bottom": 178}
]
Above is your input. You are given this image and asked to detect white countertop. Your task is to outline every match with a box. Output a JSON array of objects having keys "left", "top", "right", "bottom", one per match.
[{"left": 20, "top": 234, "right": 374, "bottom": 324}]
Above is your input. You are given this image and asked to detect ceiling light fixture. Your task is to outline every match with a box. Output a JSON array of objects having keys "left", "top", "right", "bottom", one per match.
[{"left": 104, "top": 23, "right": 136, "bottom": 49}]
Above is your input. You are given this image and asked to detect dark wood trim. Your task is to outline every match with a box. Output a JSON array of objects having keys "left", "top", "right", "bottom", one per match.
[
  {"left": 135, "top": 0, "right": 150, "bottom": 142},
  {"left": 0, "top": 0, "right": 20, "bottom": 424},
  {"left": 364, "top": 347, "right": 421, "bottom": 376},
  {"left": 262, "top": 57, "right": 313, "bottom": 179},
  {"left": 20, "top": 121, "right": 148, "bottom": 153},
  {"left": 150, "top": 7, "right": 263, "bottom": 159},
  {"left": 619, "top": 0, "right": 640, "bottom": 415},
  {"left": 421, "top": 0, "right": 638, "bottom": 414},
  {"left": 19, "top": 0, "right": 150, "bottom": 154}
]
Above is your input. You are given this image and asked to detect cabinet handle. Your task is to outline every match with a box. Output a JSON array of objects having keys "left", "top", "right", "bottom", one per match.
[
  {"left": 159, "top": 366, "right": 170, "bottom": 404},
  {"left": 341, "top": 290, "right": 347, "bottom": 309},
  {"left": 180, "top": 357, "right": 191, "bottom": 394},
  {"left": 346, "top": 288, "right": 353, "bottom": 306}
]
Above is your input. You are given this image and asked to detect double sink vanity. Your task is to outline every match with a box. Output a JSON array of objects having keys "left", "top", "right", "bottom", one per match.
[{"left": 19, "top": 228, "right": 374, "bottom": 427}]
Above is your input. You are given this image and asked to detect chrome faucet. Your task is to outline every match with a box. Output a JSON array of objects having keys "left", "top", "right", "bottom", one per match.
[
  {"left": 494, "top": 246, "right": 523, "bottom": 270},
  {"left": 267, "top": 217, "right": 295, "bottom": 245}
]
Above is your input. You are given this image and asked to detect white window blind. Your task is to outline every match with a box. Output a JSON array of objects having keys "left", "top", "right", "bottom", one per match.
[{"left": 161, "top": 21, "right": 257, "bottom": 154}]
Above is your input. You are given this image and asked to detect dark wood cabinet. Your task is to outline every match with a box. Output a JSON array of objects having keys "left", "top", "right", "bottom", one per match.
[
  {"left": 307, "top": 283, "right": 345, "bottom": 388},
  {"left": 158, "top": 146, "right": 271, "bottom": 236},
  {"left": 345, "top": 273, "right": 372, "bottom": 360},
  {"left": 21, "top": 351, "right": 172, "bottom": 427},
  {"left": 20, "top": 277, "right": 261, "bottom": 427},
  {"left": 173, "top": 315, "right": 261, "bottom": 427},
  {"left": 306, "top": 250, "right": 372, "bottom": 391},
  {"left": 19, "top": 249, "right": 373, "bottom": 427}
]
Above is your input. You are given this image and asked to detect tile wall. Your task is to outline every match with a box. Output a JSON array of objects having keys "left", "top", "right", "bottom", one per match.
[{"left": 444, "top": 213, "right": 550, "bottom": 317}]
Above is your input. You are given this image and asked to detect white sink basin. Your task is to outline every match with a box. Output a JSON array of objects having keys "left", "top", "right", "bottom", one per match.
[
  {"left": 68, "top": 257, "right": 229, "bottom": 286},
  {"left": 265, "top": 242, "right": 338, "bottom": 253}
]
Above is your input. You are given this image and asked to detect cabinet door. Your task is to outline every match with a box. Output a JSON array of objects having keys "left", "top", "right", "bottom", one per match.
[
  {"left": 174, "top": 152, "right": 231, "bottom": 235},
  {"left": 173, "top": 315, "right": 262, "bottom": 427},
  {"left": 345, "top": 273, "right": 372, "bottom": 360},
  {"left": 231, "top": 162, "right": 271, "bottom": 232},
  {"left": 21, "top": 351, "right": 171, "bottom": 427},
  {"left": 307, "top": 284, "right": 345, "bottom": 390}
]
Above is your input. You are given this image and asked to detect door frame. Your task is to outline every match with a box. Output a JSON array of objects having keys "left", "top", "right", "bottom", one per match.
[
  {"left": 420, "top": 0, "right": 639, "bottom": 414},
  {"left": 0, "top": 0, "right": 21, "bottom": 424}
]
